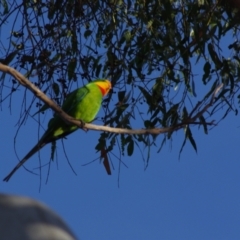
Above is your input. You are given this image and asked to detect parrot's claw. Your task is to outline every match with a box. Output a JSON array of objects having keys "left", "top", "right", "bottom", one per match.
[
  {"left": 79, "top": 119, "right": 88, "bottom": 132},
  {"left": 79, "top": 119, "right": 85, "bottom": 127}
]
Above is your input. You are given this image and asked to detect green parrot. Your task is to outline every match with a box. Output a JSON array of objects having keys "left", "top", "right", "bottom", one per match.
[{"left": 3, "top": 79, "right": 111, "bottom": 182}]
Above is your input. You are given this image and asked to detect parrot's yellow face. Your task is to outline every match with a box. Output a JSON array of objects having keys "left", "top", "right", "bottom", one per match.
[{"left": 95, "top": 80, "right": 111, "bottom": 97}]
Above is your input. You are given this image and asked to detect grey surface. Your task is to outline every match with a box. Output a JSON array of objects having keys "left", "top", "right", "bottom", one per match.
[{"left": 0, "top": 194, "right": 77, "bottom": 240}]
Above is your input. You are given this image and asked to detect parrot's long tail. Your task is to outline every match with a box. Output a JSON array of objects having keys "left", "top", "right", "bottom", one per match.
[{"left": 3, "top": 142, "right": 46, "bottom": 182}]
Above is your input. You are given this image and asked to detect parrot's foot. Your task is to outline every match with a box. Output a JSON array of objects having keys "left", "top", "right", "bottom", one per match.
[{"left": 79, "top": 119, "right": 87, "bottom": 131}]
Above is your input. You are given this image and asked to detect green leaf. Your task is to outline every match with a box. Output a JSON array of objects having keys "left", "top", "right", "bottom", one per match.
[
  {"left": 11, "top": 41, "right": 24, "bottom": 50},
  {"left": 208, "top": 43, "right": 222, "bottom": 69},
  {"left": 12, "top": 31, "right": 24, "bottom": 38},
  {"left": 118, "top": 91, "right": 126, "bottom": 102},
  {"left": 203, "top": 80, "right": 218, "bottom": 100},
  {"left": 179, "top": 134, "right": 187, "bottom": 159},
  {"left": 67, "top": 58, "right": 77, "bottom": 81},
  {"left": 32, "top": 103, "right": 50, "bottom": 117},
  {"left": 52, "top": 82, "right": 60, "bottom": 96},
  {"left": 96, "top": 64, "right": 102, "bottom": 76},
  {"left": 1, "top": 0, "right": 8, "bottom": 14},
  {"left": 138, "top": 86, "right": 152, "bottom": 106},
  {"left": 202, "top": 62, "right": 211, "bottom": 84},
  {"left": 71, "top": 32, "right": 78, "bottom": 53},
  {"left": 186, "top": 127, "right": 197, "bottom": 153},
  {"left": 150, "top": 108, "right": 160, "bottom": 120},
  {"left": 127, "top": 139, "right": 134, "bottom": 156},
  {"left": 124, "top": 30, "right": 131, "bottom": 42},
  {"left": 179, "top": 126, "right": 197, "bottom": 159},
  {"left": 84, "top": 30, "right": 92, "bottom": 39},
  {"left": 182, "top": 106, "right": 188, "bottom": 120},
  {"left": 191, "top": 78, "right": 197, "bottom": 97},
  {"left": 144, "top": 120, "right": 152, "bottom": 128},
  {"left": 95, "top": 133, "right": 107, "bottom": 151},
  {"left": 162, "top": 103, "right": 179, "bottom": 126},
  {"left": 51, "top": 141, "right": 56, "bottom": 161},
  {"left": 199, "top": 116, "right": 208, "bottom": 134},
  {"left": 0, "top": 50, "right": 18, "bottom": 65}
]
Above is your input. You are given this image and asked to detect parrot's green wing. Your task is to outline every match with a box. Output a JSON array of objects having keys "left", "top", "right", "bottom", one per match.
[
  {"left": 61, "top": 86, "right": 89, "bottom": 114},
  {"left": 47, "top": 86, "right": 89, "bottom": 130},
  {"left": 32, "top": 86, "right": 89, "bottom": 117}
]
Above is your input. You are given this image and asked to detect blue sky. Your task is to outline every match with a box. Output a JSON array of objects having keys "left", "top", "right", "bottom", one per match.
[{"left": 1, "top": 89, "right": 240, "bottom": 240}]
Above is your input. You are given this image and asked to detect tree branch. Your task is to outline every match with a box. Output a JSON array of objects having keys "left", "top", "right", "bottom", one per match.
[
  {"left": 0, "top": 63, "right": 223, "bottom": 135},
  {"left": 0, "top": 63, "right": 83, "bottom": 127}
]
